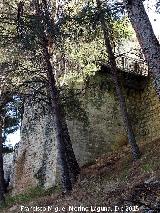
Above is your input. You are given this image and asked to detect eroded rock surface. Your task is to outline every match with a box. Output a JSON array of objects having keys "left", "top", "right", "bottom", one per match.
[
  {"left": 11, "top": 102, "right": 58, "bottom": 195},
  {"left": 11, "top": 78, "right": 160, "bottom": 195},
  {"left": 3, "top": 153, "right": 13, "bottom": 187}
]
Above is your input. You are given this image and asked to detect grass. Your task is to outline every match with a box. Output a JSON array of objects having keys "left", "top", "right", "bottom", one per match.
[
  {"left": 0, "top": 185, "right": 61, "bottom": 209},
  {"left": 141, "top": 163, "right": 153, "bottom": 173}
]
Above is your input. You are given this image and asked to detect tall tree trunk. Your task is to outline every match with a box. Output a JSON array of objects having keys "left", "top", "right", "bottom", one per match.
[
  {"left": 0, "top": 117, "right": 5, "bottom": 205},
  {"left": 33, "top": 0, "right": 80, "bottom": 192},
  {"left": 97, "top": 0, "right": 141, "bottom": 160},
  {"left": 45, "top": 45, "right": 80, "bottom": 189},
  {"left": 61, "top": 118, "right": 80, "bottom": 183},
  {"left": 43, "top": 0, "right": 80, "bottom": 181},
  {"left": 123, "top": 0, "right": 160, "bottom": 97},
  {"left": 43, "top": 44, "right": 72, "bottom": 192}
]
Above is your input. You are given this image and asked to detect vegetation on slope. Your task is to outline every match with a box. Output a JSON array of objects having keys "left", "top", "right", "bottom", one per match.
[{"left": 2, "top": 138, "right": 160, "bottom": 212}]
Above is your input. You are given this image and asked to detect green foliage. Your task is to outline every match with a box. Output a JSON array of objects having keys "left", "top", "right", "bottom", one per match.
[
  {"left": 111, "top": 17, "right": 133, "bottom": 42},
  {"left": 0, "top": 185, "right": 60, "bottom": 209},
  {"left": 141, "top": 163, "right": 153, "bottom": 173},
  {"left": 58, "top": 0, "right": 133, "bottom": 84},
  {"left": 0, "top": 0, "right": 133, "bottom": 149},
  {"left": 60, "top": 86, "right": 89, "bottom": 125},
  {"left": 83, "top": 70, "right": 114, "bottom": 108},
  {"left": 0, "top": 0, "right": 133, "bottom": 98}
]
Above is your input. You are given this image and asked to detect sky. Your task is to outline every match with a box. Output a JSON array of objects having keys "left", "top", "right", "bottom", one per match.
[
  {"left": 6, "top": 129, "right": 20, "bottom": 147},
  {"left": 6, "top": 0, "right": 160, "bottom": 147},
  {"left": 144, "top": 0, "right": 160, "bottom": 39}
]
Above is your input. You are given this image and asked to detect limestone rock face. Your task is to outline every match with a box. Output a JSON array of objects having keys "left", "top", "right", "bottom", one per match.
[
  {"left": 3, "top": 153, "right": 13, "bottom": 185},
  {"left": 11, "top": 78, "right": 160, "bottom": 195},
  {"left": 11, "top": 102, "right": 58, "bottom": 195}
]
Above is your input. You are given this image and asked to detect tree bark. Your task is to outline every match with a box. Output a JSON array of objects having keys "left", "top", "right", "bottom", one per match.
[
  {"left": 42, "top": 0, "right": 80, "bottom": 182},
  {"left": 123, "top": 0, "right": 160, "bottom": 97},
  {"left": 97, "top": 0, "right": 141, "bottom": 160},
  {"left": 33, "top": 0, "right": 80, "bottom": 193},
  {"left": 43, "top": 44, "right": 72, "bottom": 192},
  {"left": 0, "top": 116, "right": 5, "bottom": 205},
  {"left": 44, "top": 44, "right": 80, "bottom": 191},
  {"left": 61, "top": 118, "right": 80, "bottom": 183}
]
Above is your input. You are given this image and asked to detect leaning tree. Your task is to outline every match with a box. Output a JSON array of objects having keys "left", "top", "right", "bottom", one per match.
[
  {"left": 123, "top": 0, "right": 160, "bottom": 97},
  {"left": 16, "top": 0, "right": 80, "bottom": 193}
]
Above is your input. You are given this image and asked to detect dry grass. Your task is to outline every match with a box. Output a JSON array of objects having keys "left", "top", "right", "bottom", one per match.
[{"left": 2, "top": 138, "right": 160, "bottom": 213}]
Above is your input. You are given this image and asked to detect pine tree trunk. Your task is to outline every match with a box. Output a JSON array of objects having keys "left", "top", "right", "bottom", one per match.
[
  {"left": 97, "top": 0, "right": 141, "bottom": 160},
  {"left": 0, "top": 117, "right": 5, "bottom": 205},
  {"left": 61, "top": 118, "right": 80, "bottom": 183},
  {"left": 43, "top": 0, "right": 80, "bottom": 182},
  {"left": 43, "top": 44, "right": 72, "bottom": 193},
  {"left": 33, "top": 0, "right": 80, "bottom": 193},
  {"left": 123, "top": 0, "right": 160, "bottom": 97}
]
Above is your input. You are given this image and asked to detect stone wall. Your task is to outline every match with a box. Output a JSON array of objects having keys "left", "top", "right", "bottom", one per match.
[{"left": 11, "top": 75, "right": 160, "bottom": 194}]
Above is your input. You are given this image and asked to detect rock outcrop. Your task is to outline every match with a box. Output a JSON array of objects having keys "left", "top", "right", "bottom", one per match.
[
  {"left": 3, "top": 153, "right": 13, "bottom": 187},
  {"left": 11, "top": 76, "right": 160, "bottom": 195},
  {"left": 11, "top": 101, "right": 58, "bottom": 195}
]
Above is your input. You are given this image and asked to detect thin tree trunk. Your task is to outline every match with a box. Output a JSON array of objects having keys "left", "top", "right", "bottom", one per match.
[
  {"left": 123, "top": 0, "right": 160, "bottom": 97},
  {"left": 97, "top": 0, "right": 141, "bottom": 160},
  {"left": 0, "top": 117, "right": 5, "bottom": 205}
]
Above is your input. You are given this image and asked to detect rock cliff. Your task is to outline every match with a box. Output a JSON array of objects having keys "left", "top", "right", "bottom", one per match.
[
  {"left": 3, "top": 153, "right": 13, "bottom": 186},
  {"left": 10, "top": 75, "right": 160, "bottom": 194}
]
